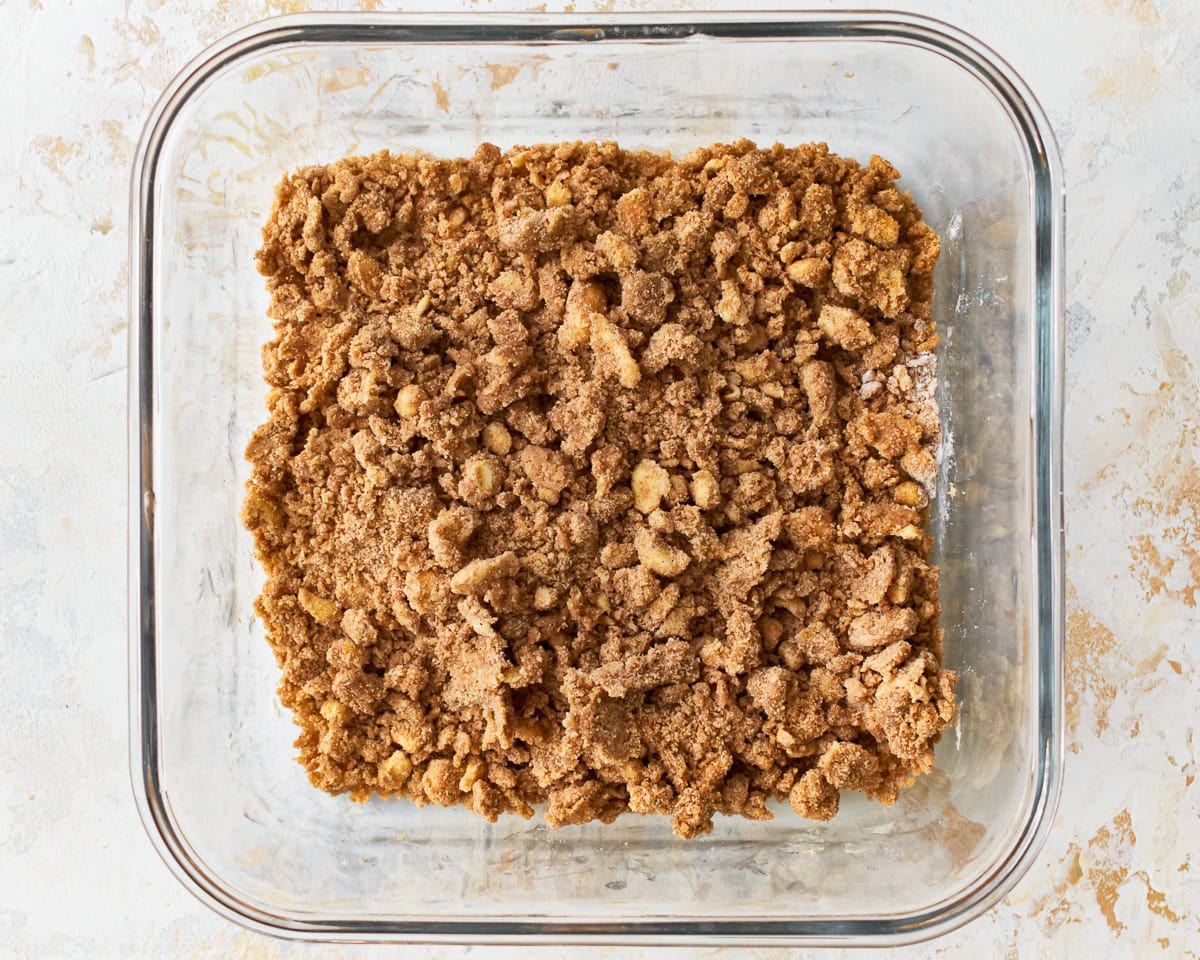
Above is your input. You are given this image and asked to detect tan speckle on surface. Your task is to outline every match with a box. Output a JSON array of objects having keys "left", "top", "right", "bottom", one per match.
[
  {"left": 1065, "top": 601, "right": 1118, "bottom": 742},
  {"left": 32, "top": 134, "right": 82, "bottom": 173},
  {"left": 1100, "top": 0, "right": 1161, "bottom": 24},
  {"left": 78, "top": 34, "right": 95, "bottom": 70},
  {"left": 432, "top": 80, "right": 450, "bottom": 112},
  {"left": 1085, "top": 810, "right": 1136, "bottom": 934},
  {"left": 1134, "top": 871, "right": 1183, "bottom": 924},
  {"left": 319, "top": 66, "right": 372, "bottom": 94},
  {"left": 487, "top": 63, "right": 522, "bottom": 90}
]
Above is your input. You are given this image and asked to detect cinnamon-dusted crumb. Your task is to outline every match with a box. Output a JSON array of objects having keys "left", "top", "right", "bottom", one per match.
[{"left": 244, "top": 140, "right": 954, "bottom": 838}]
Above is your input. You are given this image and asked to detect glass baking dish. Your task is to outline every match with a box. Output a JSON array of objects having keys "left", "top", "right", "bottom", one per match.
[{"left": 128, "top": 11, "right": 1064, "bottom": 947}]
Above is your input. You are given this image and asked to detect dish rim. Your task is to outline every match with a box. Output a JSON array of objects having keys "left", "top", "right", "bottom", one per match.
[{"left": 127, "top": 9, "right": 1065, "bottom": 946}]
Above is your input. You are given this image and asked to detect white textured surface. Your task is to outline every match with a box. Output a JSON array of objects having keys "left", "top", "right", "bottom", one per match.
[{"left": 2, "top": 0, "right": 1198, "bottom": 957}]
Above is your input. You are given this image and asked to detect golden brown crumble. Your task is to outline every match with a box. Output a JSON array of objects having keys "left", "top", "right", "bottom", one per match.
[{"left": 243, "top": 139, "right": 955, "bottom": 838}]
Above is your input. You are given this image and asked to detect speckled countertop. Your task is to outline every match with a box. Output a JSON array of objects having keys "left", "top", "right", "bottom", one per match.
[{"left": 2, "top": 0, "right": 1197, "bottom": 956}]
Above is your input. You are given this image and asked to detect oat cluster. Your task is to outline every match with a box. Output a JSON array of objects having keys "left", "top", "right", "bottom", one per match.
[{"left": 244, "top": 139, "right": 956, "bottom": 837}]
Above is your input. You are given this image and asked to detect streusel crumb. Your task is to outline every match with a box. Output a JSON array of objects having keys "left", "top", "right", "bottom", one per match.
[{"left": 244, "top": 140, "right": 955, "bottom": 838}]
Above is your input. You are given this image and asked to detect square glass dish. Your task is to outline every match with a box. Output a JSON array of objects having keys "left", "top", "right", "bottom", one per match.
[{"left": 128, "top": 11, "right": 1064, "bottom": 947}]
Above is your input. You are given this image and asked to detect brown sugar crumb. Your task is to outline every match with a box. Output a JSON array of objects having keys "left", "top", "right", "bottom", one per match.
[{"left": 243, "top": 140, "right": 955, "bottom": 838}]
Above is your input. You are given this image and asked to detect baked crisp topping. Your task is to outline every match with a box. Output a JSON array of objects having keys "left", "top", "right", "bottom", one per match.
[{"left": 244, "top": 140, "right": 955, "bottom": 838}]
